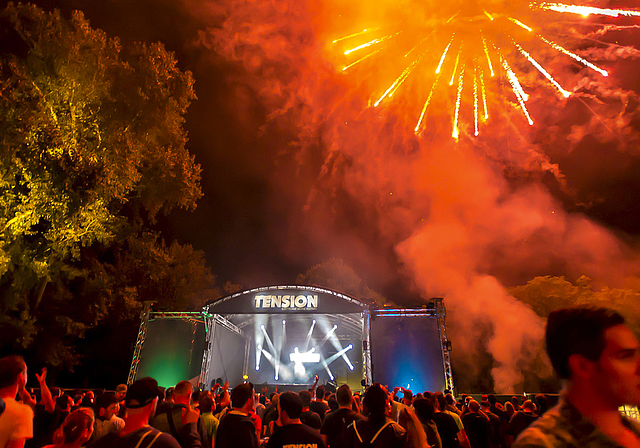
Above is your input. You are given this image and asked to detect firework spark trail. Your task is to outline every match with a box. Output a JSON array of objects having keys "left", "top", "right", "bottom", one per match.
[
  {"left": 537, "top": 2, "right": 640, "bottom": 18},
  {"left": 482, "top": 37, "right": 495, "bottom": 77},
  {"left": 389, "top": 53, "right": 428, "bottom": 97},
  {"left": 452, "top": 63, "right": 465, "bottom": 139},
  {"left": 508, "top": 17, "right": 532, "bottom": 32},
  {"left": 501, "top": 56, "right": 534, "bottom": 125},
  {"left": 508, "top": 19, "right": 611, "bottom": 77},
  {"left": 479, "top": 66, "right": 488, "bottom": 120},
  {"left": 342, "top": 47, "right": 384, "bottom": 71},
  {"left": 496, "top": 46, "right": 529, "bottom": 101},
  {"left": 414, "top": 71, "right": 443, "bottom": 133},
  {"left": 333, "top": 28, "right": 377, "bottom": 44},
  {"left": 335, "top": 1, "right": 635, "bottom": 137},
  {"left": 375, "top": 53, "right": 426, "bottom": 106},
  {"left": 405, "top": 34, "right": 433, "bottom": 58},
  {"left": 436, "top": 34, "right": 455, "bottom": 74},
  {"left": 474, "top": 65, "right": 479, "bottom": 136},
  {"left": 513, "top": 42, "right": 571, "bottom": 98},
  {"left": 344, "top": 32, "right": 400, "bottom": 55},
  {"left": 538, "top": 35, "right": 609, "bottom": 76},
  {"left": 449, "top": 44, "right": 463, "bottom": 86}
]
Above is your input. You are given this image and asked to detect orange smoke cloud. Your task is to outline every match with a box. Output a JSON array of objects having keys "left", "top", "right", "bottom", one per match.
[{"left": 185, "top": 0, "right": 640, "bottom": 391}]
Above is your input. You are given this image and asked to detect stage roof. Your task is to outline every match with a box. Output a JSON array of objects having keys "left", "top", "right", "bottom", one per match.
[{"left": 205, "top": 285, "right": 371, "bottom": 314}]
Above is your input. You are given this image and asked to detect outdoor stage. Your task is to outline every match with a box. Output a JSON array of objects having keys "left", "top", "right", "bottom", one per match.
[{"left": 129, "top": 285, "right": 454, "bottom": 394}]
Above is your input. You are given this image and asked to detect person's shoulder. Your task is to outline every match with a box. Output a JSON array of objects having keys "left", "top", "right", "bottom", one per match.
[
  {"left": 513, "top": 425, "right": 559, "bottom": 448},
  {"left": 294, "top": 422, "right": 324, "bottom": 436},
  {"left": 5, "top": 398, "right": 33, "bottom": 418},
  {"left": 512, "top": 408, "right": 566, "bottom": 448},
  {"left": 389, "top": 419, "right": 407, "bottom": 436}
]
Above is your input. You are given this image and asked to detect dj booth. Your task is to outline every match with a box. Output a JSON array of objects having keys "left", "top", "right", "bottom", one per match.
[{"left": 127, "top": 285, "right": 454, "bottom": 394}]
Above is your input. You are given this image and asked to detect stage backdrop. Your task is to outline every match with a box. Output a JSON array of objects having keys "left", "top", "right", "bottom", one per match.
[
  {"left": 370, "top": 315, "right": 445, "bottom": 393},
  {"left": 136, "top": 318, "right": 206, "bottom": 388}
]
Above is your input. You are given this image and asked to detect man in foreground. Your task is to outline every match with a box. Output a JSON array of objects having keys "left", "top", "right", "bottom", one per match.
[
  {"left": 215, "top": 382, "right": 258, "bottom": 448},
  {"left": 267, "top": 391, "right": 325, "bottom": 448},
  {"left": 514, "top": 306, "right": 640, "bottom": 448},
  {"left": 0, "top": 356, "right": 33, "bottom": 448},
  {"left": 89, "top": 377, "right": 202, "bottom": 448},
  {"left": 321, "top": 384, "right": 360, "bottom": 448}
]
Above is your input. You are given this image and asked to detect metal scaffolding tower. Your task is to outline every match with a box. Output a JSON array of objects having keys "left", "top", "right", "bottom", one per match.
[{"left": 435, "top": 298, "right": 455, "bottom": 393}]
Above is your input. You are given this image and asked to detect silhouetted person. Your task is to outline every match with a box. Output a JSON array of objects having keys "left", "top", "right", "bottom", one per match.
[
  {"left": 267, "top": 391, "right": 325, "bottom": 448},
  {"left": 343, "top": 384, "right": 406, "bottom": 448},
  {"left": 461, "top": 401, "right": 491, "bottom": 448},
  {"left": 321, "top": 384, "right": 361, "bottom": 448},
  {"left": 215, "top": 382, "right": 258, "bottom": 448}
]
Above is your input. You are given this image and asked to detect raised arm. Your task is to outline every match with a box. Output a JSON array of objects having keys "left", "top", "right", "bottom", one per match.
[{"left": 36, "top": 368, "right": 55, "bottom": 412}]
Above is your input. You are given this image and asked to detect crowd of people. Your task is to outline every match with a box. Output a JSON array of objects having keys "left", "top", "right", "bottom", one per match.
[{"left": 1, "top": 305, "right": 639, "bottom": 448}]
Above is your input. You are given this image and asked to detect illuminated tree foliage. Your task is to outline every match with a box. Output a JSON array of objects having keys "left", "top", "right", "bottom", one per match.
[
  {"left": 0, "top": 4, "right": 206, "bottom": 366},
  {"left": 510, "top": 275, "right": 640, "bottom": 339}
]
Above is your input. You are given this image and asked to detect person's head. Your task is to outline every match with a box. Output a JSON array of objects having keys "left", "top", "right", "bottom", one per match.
[
  {"left": 522, "top": 400, "right": 536, "bottom": 413},
  {"left": 468, "top": 400, "right": 480, "bottom": 413},
  {"left": 413, "top": 397, "right": 435, "bottom": 422},
  {"left": 173, "top": 380, "right": 193, "bottom": 405},
  {"left": 398, "top": 406, "right": 428, "bottom": 448},
  {"left": 535, "top": 394, "right": 548, "bottom": 414},
  {"left": 445, "top": 393, "right": 455, "bottom": 406},
  {"left": 487, "top": 394, "right": 497, "bottom": 406},
  {"left": 165, "top": 387, "right": 174, "bottom": 402},
  {"left": 336, "top": 384, "right": 352, "bottom": 407},
  {"left": 278, "top": 391, "right": 303, "bottom": 423},
  {"left": 57, "top": 394, "right": 73, "bottom": 412},
  {"left": 316, "top": 385, "right": 325, "bottom": 400},
  {"left": 115, "top": 384, "right": 127, "bottom": 401},
  {"left": 125, "top": 377, "right": 164, "bottom": 422},
  {"left": 0, "top": 355, "right": 27, "bottom": 391},
  {"left": 95, "top": 392, "right": 120, "bottom": 420},
  {"left": 80, "top": 394, "right": 94, "bottom": 407},
  {"left": 199, "top": 395, "right": 214, "bottom": 413},
  {"left": 511, "top": 396, "right": 520, "bottom": 407},
  {"left": 363, "top": 384, "right": 390, "bottom": 426},
  {"left": 51, "top": 387, "right": 62, "bottom": 399},
  {"left": 547, "top": 306, "right": 640, "bottom": 407},
  {"left": 435, "top": 392, "right": 446, "bottom": 411},
  {"left": 190, "top": 390, "right": 201, "bottom": 407},
  {"left": 402, "top": 389, "right": 413, "bottom": 406},
  {"left": 52, "top": 408, "right": 94, "bottom": 446},
  {"left": 299, "top": 390, "right": 312, "bottom": 409},
  {"left": 505, "top": 401, "right": 515, "bottom": 416},
  {"left": 480, "top": 401, "right": 491, "bottom": 412},
  {"left": 231, "top": 383, "right": 254, "bottom": 410}
]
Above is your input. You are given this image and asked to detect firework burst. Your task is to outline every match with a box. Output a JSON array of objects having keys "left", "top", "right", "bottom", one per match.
[{"left": 333, "top": 1, "right": 639, "bottom": 139}]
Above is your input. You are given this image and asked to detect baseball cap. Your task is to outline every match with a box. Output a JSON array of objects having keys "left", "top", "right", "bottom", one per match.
[{"left": 125, "top": 377, "right": 163, "bottom": 409}]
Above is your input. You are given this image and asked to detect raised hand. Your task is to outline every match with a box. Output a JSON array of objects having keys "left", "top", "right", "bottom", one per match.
[{"left": 36, "top": 368, "right": 47, "bottom": 384}]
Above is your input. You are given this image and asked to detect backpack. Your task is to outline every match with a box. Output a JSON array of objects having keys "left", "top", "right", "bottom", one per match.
[
  {"left": 353, "top": 420, "right": 393, "bottom": 448},
  {"left": 134, "top": 429, "right": 162, "bottom": 448}
]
